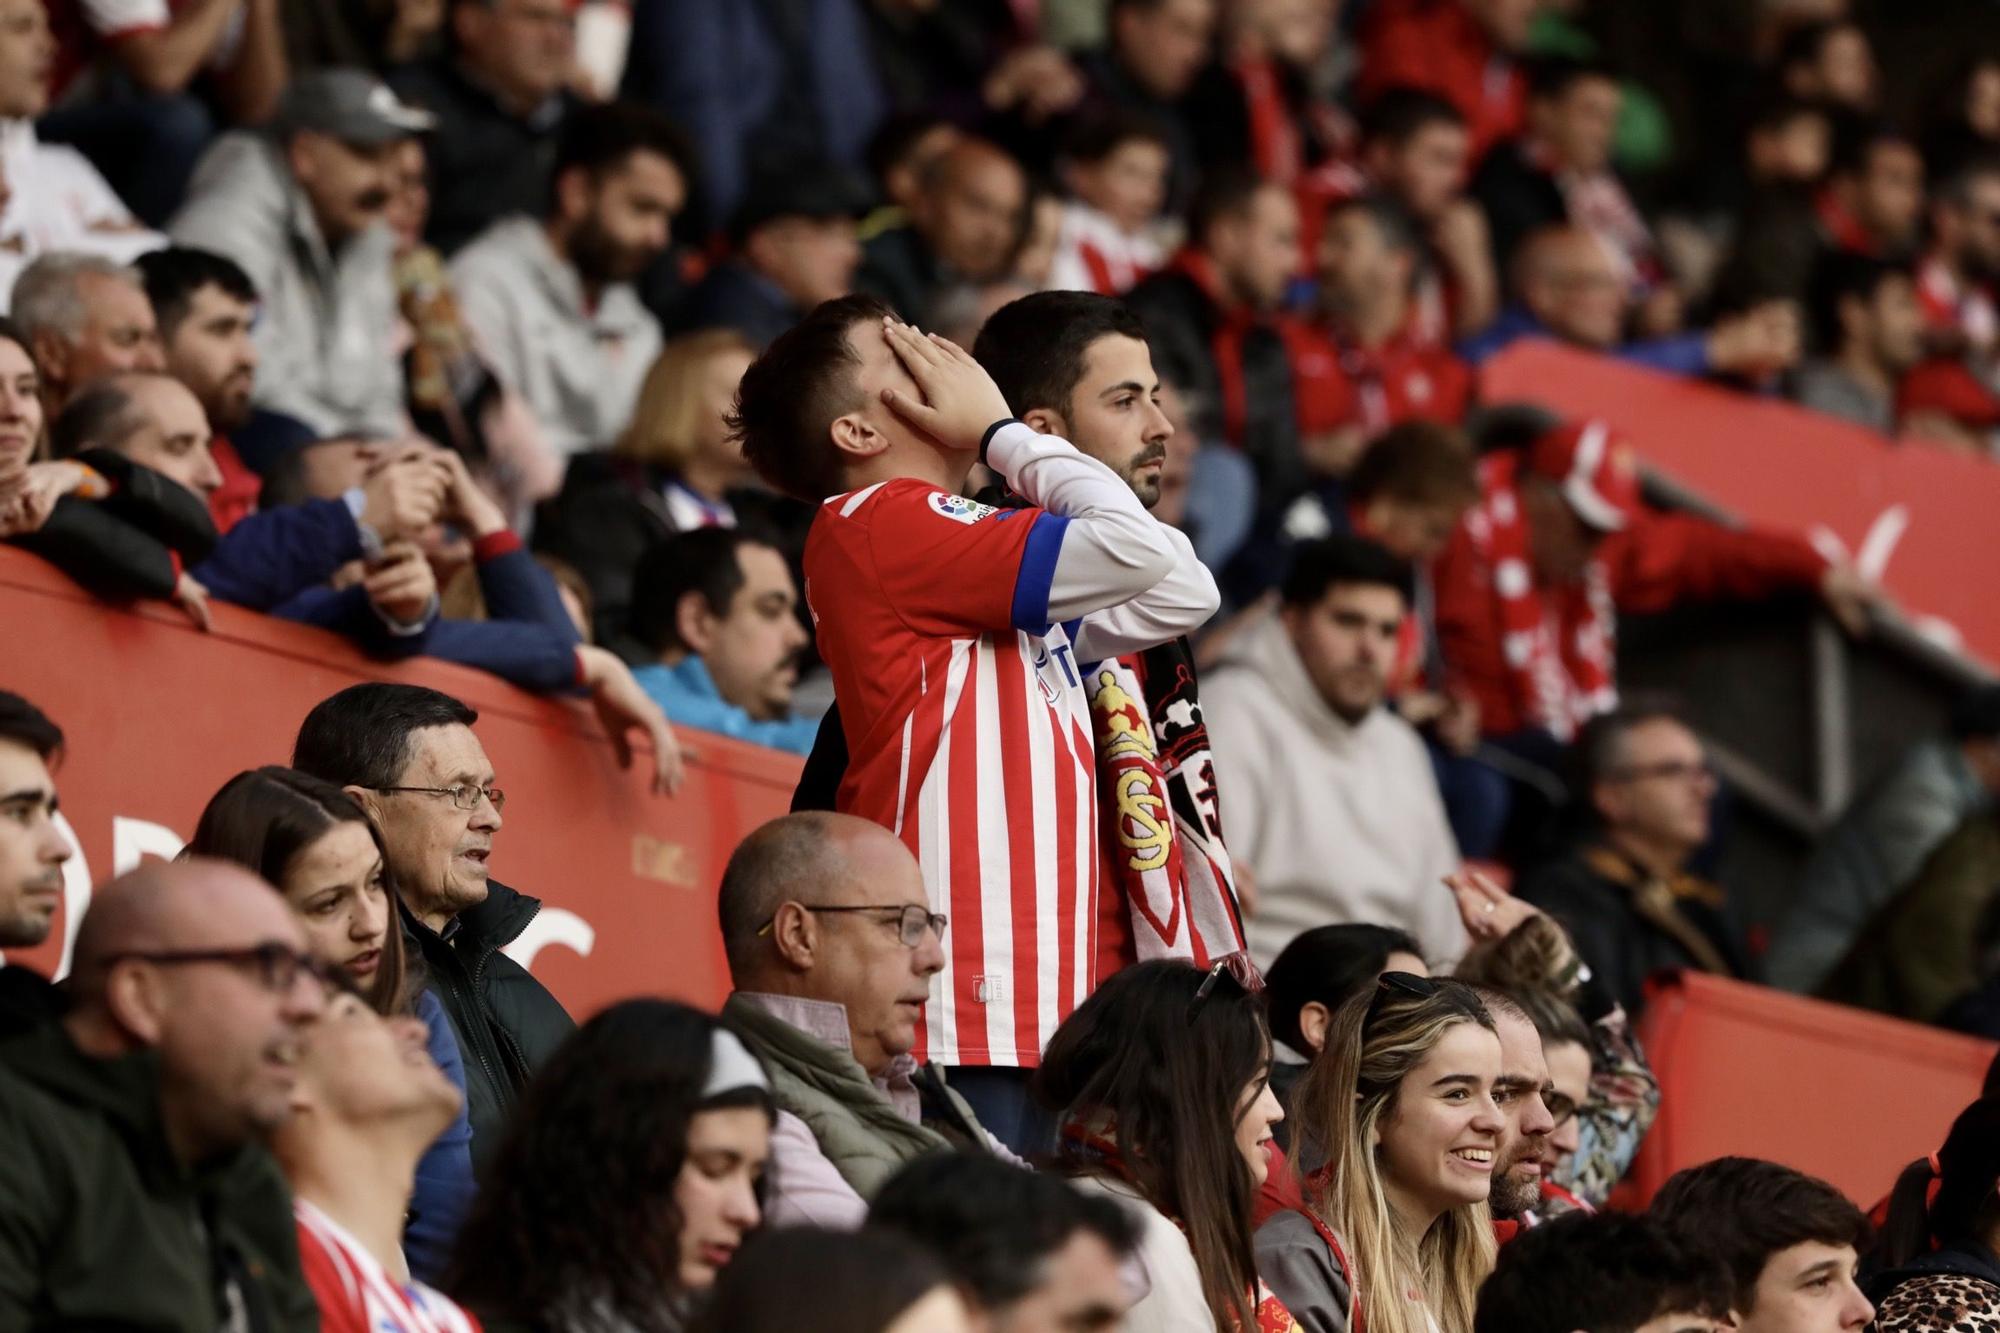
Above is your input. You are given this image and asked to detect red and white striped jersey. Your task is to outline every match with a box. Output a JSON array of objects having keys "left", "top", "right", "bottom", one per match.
[
  {"left": 295, "top": 1200, "right": 481, "bottom": 1333},
  {"left": 806, "top": 477, "right": 1100, "bottom": 1069}
]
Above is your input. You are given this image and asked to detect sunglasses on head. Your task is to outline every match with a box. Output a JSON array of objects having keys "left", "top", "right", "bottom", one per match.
[{"left": 1186, "top": 953, "right": 1266, "bottom": 1026}]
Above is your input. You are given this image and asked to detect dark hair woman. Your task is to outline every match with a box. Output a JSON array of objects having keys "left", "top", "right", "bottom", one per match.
[
  {"left": 1035, "top": 958, "right": 1290, "bottom": 1332},
  {"left": 1870, "top": 1095, "right": 2000, "bottom": 1331},
  {"left": 447, "top": 999, "right": 776, "bottom": 1332},
  {"left": 187, "top": 764, "right": 474, "bottom": 1283}
]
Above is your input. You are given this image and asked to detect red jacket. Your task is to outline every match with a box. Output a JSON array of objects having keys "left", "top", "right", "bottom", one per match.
[
  {"left": 1289, "top": 319, "right": 1474, "bottom": 436},
  {"left": 1356, "top": 0, "right": 1525, "bottom": 162},
  {"left": 1433, "top": 503, "right": 1830, "bottom": 737}
]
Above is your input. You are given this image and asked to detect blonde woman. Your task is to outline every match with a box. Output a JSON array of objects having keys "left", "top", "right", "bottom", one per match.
[
  {"left": 1257, "top": 974, "right": 1503, "bottom": 1333},
  {"left": 533, "top": 329, "right": 758, "bottom": 655}
]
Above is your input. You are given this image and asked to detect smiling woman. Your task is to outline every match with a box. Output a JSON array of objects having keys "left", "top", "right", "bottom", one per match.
[{"left": 1258, "top": 975, "right": 1504, "bottom": 1333}]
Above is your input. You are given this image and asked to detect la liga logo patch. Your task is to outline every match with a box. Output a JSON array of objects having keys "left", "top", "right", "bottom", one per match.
[{"left": 928, "top": 492, "right": 1000, "bottom": 525}]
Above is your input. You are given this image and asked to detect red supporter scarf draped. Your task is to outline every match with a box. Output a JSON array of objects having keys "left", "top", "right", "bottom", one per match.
[
  {"left": 1085, "top": 643, "right": 1248, "bottom": 968},
  {"left": 1462, "top": 452, "right": 1617, "bottom": 742},
  {"left": 1064, "top": 1124, "right": 1297, "bottom": 1333}
]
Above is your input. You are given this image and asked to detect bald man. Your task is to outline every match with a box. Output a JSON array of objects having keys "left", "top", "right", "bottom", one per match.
[
  {"left": 1462, "top": 223, "right": 1801, "bottom": 380},
  {"left": 717, "top": 812, "right": 1014, "bottom": 1229},
  {"left": 0, "top": 859, "right": 325, "bottom": 1330},
  {"left": 858, "top": 136, "right": 1029, "bottom": 325}
]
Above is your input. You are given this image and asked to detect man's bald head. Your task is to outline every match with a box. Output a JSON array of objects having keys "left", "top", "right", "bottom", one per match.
[
  {"left": 71, "top": 857, "right": 306, "bottom": 996},
  {"left": 718, "top": 812, "right": 910, "bottom": 979},
  {"left": 913, "top": 137, "right": 1028, "bottom": 284},
  {"left": 1513, "top": 224, "right": 1629, "bottom": 351}
]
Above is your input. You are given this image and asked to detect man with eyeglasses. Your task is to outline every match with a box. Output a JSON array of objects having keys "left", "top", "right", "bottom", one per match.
[
  {"left": 0, "top": 858, "right": 326, "bottom": 1329},
  {"left": 1516, "top": 705, "right": 1749, "bottom": 1019},
  {"left": 294, "top": 681, "right": 575, "bottom": 1163},
  {"left": 717, "top": 812, "right": 1019, "bottom": 1229}
]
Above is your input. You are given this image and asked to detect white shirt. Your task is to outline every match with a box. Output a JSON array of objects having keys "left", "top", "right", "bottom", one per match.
[{"left": 0, "top": 120, "right": 163, "bottom": 309}]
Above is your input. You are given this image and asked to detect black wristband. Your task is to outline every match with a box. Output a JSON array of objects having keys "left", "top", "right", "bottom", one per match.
[{"left": 978, "top": 417, "right": 1018, "bottom": 467}]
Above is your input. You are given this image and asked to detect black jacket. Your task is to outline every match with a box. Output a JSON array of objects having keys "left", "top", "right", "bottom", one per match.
[
  {"left": 0, "top": 1023, "right": 317, "bottom": 1331},
  {"left": 672, "top": 259, "right": 805, "bottom": 349},
  {"left": 1469, "top": 139, "right": 1568, "bottom": 275},
  {"left": 403, "top": 879, "right": 576, "bottom": 1166},
  {"left": 1515, "top": 842, "right": 1748, "bottom": 1019},
  {"left": 9, "top": 449, "right": 217, "bottom": 601},
  {"left": 1868, "top": 1242, "right": 2000, "bottom": 1324},
  {"left": 856, "top": 225, "right": 952, "bottom": 325},
  {"left": 533, "top": 451, "right": 680, "bottom": 660}
]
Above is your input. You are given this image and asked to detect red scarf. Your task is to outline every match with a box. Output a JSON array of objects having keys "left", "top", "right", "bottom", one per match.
[
  {"left": 1462, "top": 451, "right": 1617, "bottom": 742},
  {"left": 1064, "top": 1124, "right": 1297, "bottom": 1332}
]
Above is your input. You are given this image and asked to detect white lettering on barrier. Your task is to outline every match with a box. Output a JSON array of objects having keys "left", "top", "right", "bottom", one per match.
[{"left": 501, "top": 908, "right": 596, "bottom": 971}]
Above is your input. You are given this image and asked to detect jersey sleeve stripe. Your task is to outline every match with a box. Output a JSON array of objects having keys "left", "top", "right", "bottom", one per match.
[{"left": 1009, "top": 512, "right": 1069, "bottom": 632}]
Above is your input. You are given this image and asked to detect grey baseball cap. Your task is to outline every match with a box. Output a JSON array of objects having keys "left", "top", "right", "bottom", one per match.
[{"left": 276, "top": 69, "right": 437, "bottom": 148}]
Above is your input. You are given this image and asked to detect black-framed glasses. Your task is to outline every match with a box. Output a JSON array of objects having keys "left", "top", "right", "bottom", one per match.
[
  {"left": 1187, "top": 953, "right": 1266, "bottom": 1026},
  {"left": 1606, "top": 759, "right": 1714, "bottom": 785},
  {"left": 103, "top": 943, "right": 341, "bottom": 996},
  {"left": 375, "top": 783, "right": 506, "bottom": 812},
  {"left": 757, "top": 903, "right": 947, "bottom": 948},
  {"left": 1544, "top": 1089, "right": 1581, "bottom": 1129}
]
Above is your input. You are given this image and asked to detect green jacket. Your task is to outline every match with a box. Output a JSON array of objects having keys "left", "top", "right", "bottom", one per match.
[
  {"left": 0, "top": 1022, "right": 318, "bottom": 1331},
  {"left": 721, "top": 993, "right": 992, "bottom": 1202}
]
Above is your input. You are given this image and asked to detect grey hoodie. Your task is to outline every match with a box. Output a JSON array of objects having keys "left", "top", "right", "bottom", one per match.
[{"left": 169, "top": 131, "right": 406, "bottom": 437}]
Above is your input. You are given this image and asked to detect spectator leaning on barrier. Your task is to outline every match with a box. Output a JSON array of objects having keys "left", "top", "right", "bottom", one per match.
[
  {"left": 170, "top": 68, "right": 434, "bottom": 440},
  {"left": 386, "top": 0, "right": 580, "bottom": 257},
  {"left": 0, "top": 691, "right": 68, "bottom": 1033},
  {"left": 1204, "top": 535, "right": 1468, "bottom": 970},
  {"left": 717, "top": 812, "right": 1011, "bottom": 1229},
  {"left": 0, "top": 859, "right": 326, "bottom": 1330},
  {"left": 451, "top": 99, "right": 687, "bottom": 461},
  {"left": 870, "top": 1152, "right": 1141, "bottom": 1333},
  {"left": 1515, "top": 707, "right": 1747, "bottom": 1020},
  {"left": 11, "top": 252, "right": 165, "bottom": 415},
  {"left": 292, "top": 682, "right": 576, "bottom": 1166},
  {"left": 1651, "top": 1158, "right": 1875, "bottom": 1333},
  {"left": 629, "top": 527, "right": 816, "bottom": 757}
]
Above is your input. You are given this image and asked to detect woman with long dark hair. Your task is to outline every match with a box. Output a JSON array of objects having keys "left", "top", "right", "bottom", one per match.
[
  {"left": 187, "top": 765, "right": 475, "bottom": 1283},
  {"left": 1869, "top": 1095, "right": 2000, "bottom": 1330},
  {"left": 1259, "top": 975, "right": 1503, "bottom": 1333},
  {"left": 447, "top": 999, "right": 776, "bottom": 1332},
  {"left": 1035, "top": 959, "right": 1290, "bottom": 1332}
]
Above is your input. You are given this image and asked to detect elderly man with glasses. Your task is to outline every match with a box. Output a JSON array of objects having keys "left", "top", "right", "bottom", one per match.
[
  {"left": 292, "top": 680, "right": 574, "bottom": 1165},
  {"left": 0, "top": 858, "right": 328, "bottom": 1329},
  {"left": 716, "top": 811, "right": 1020, "bottom": 1229}
]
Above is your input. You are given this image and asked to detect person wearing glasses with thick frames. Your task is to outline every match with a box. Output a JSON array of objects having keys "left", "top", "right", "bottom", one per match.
[
  {"left": 0, "top": 858, "right": 328, "bottom": 1330},
  {"left": 717, "top": 811, "right": 1015, "bottom": 1231}
]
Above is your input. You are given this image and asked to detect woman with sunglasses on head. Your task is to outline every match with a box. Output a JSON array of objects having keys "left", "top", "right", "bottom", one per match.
[
  {"left": 186, "top": 766, "right": 476, "bottom": 1284},
  {"left": 1034, "top": 958, "right": 1292, "bottom": 1332},
  {"left": 1257, "top": 973, "right": 1504, "bottom": 1333},
  {"left": 447, "top": 999, "right": 775, "bottom": 1333},
  {"left": 1450, "top": 874, "right": 1661, "bottom": 1216}
]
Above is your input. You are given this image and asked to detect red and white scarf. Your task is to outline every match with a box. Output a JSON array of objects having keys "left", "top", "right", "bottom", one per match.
[
  {"left": 295, "top": 1200, "right": 481, "bottom": 1333},
  {"left": 1462, "top": 452, "right": 1618, "bottom": 742}
]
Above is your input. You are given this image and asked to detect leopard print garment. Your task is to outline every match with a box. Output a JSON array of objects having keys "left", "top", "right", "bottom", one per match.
[{"left": 1873, "top": 1273, "right": 2000, "bottom": 1330}]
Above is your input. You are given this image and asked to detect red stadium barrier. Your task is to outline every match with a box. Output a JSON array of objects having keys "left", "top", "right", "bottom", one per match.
[
  {"left": 1627, "top": 970, "right": 1995, "bottom": 1206},
  {"left": 0, "top": 545, "right": 798, "bottom": 1019},
  {"left": 1481, "top": 339, "right": 2000, "bottom": 671}
]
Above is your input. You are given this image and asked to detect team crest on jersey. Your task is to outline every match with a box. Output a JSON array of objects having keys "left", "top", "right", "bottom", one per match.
[{"left": 927, "top": 492, "right": 1000, "bottom": 525}]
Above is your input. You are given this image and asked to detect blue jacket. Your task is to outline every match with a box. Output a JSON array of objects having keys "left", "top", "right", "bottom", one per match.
[
  {"left": 1458, "top": 307, "right": 1712, "bottom": 378},
  {"left": 406, "top": 987, "right": 476, "bottom": 1285},
  {"left": 193, "top": 497, "right": 365, "bottom": 610},
  {"left": 634, "top": 657, "right": 821, "bottom": 755}
]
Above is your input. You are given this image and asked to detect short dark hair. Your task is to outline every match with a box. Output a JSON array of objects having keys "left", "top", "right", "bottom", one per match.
[
  {"left": 1264, "top": 923, "right": 1423, "bottom": 1054},
  {"left": 690, "top": 1227, "right": 954, "bottom": 1333},
  {"left": 1778, "top": 18, "right": 1864, "bottom": 76},
  {"left": 1279, "top": 535, "right": 1416, "bottom": 608},
  {"left": 1358, "top": 86, "right": 1467, "bottom": 148},
  {"left": 292, "top": 683, "right": 478, "bottom": 791},
  {"left": 1347, "top": 420, "right": 1480, "bottom": 508},
  {"left": 1189, "top": 164, "right": 1272, "bottom": 248},
  {"left": 1652, "top": 1157, "right": 1870, "bottom": 1313},
  {"left": 0, "top": 692, "right": 63, "bottom": 764},
  {"left": 1325, "top": 193, "right": 1425, "bottom": 259},
  {"left": 47, "top": 377, "right": 146, "bottom": 459},
  {"left": 1575, "top": 702, "right": 1691, "bottom": 793},
  {"left": 728, "top": 293, "right": 894, "bottom": 501},
  {"left": 972, "top": 291, "right": 1150, "bottom": 423},
  {"left": 870, "top": 1153, "right": 1141, "bottom": 1312},
  {"left": 1828, "top": 114, "right": 1915, "bottom": 180},
  {"left": 1060, "top": 105, "right": 1170, "bottom": 166},
  {"left": 1950, "top": 683, "right": 2000, "bottom": 740},
  {"left": 865, "top": 110, "right": 955, "bottom": 188},
  {"left": 551, "top": 99, "right": 696, "bottom": 211},
  {"left": 133, "top": 247, "right": 257, "bottom": 337},
  {"left": 1476, "top": 1211, "right": 1733, "bottom": 1333},
  {"left": 1525, "top": 54, "right": 1619, "bottom": 104},
  {"left": 630, "top": 527, "right": 775, "bottom": 656},
  {"left": 1806, "top": 249, "right": 1910, "bottom": 353}
]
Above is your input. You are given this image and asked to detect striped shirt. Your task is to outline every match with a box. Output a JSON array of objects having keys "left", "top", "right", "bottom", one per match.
[{"left": 295, "top": 1200, "right": 481, "bottom": 1333}]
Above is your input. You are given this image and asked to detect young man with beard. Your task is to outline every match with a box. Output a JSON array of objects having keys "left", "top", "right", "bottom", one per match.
[
  {"left": 1458, "top": 982, "right": 1559, "bottom": 1237},
  {"left": 452, "top": 99, "right": 689, "bottom": 459},
  {"left": 788, "top": 290, "right": 1252, "bottom": 1012},
  {"left": 736, "top": 291, "right": 1215, "bottom": 1150},
  {"left": 0, "top": 692, "right": 70, "bottom": 1035}
]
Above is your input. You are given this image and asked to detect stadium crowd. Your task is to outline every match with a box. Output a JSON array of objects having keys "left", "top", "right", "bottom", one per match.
[{"left": 5, "top": 0, "right": 2000, "bottom": 1329}]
